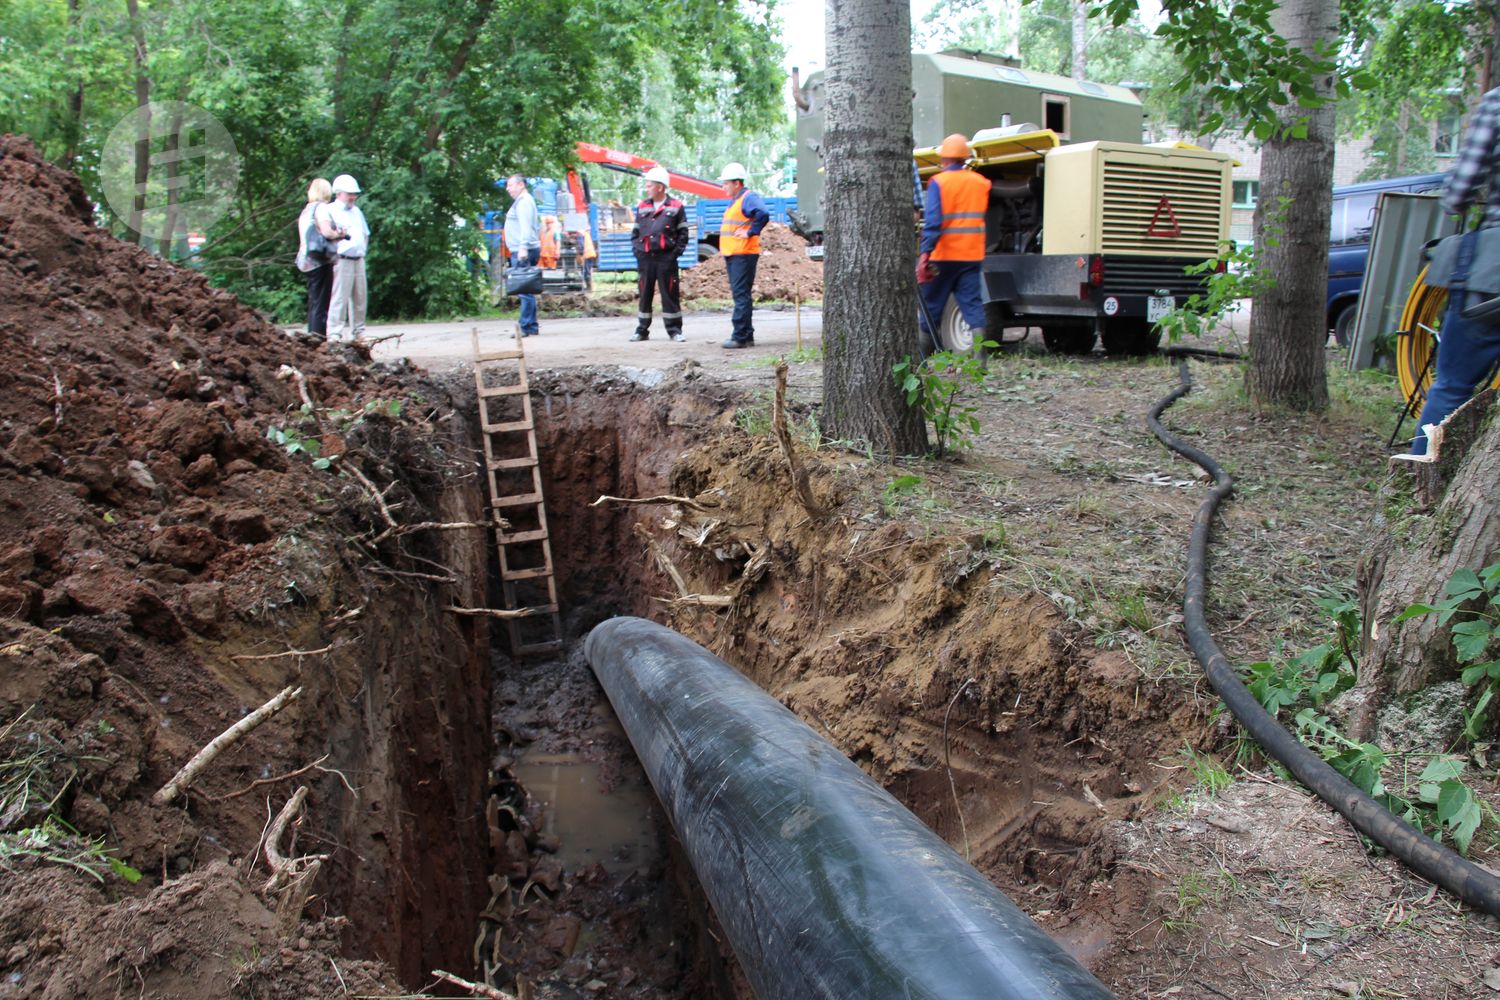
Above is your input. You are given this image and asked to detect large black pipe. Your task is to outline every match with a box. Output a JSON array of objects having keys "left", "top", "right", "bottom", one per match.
[
  {"left": 1148, "top": 359, "right": 1500, "bottom": 916},
  {"left": 585, "top": 616, "right": 1116, "bottom": 1000}
]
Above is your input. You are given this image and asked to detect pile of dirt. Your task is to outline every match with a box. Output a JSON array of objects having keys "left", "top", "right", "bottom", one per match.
[
  {"left": 0, "top": 134, "right": 498, "bottom": 997},
  {"left": 679, "top": 223, "right": 823, "bottom": 302}
]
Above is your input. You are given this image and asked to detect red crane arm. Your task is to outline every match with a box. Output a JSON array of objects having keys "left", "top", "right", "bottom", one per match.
[{"left": 573, "top": 142, "right": 726, "bottom": 199}]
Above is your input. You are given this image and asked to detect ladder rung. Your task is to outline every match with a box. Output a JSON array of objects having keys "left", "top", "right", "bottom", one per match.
[
  {"left": 502, "top": 566, "right": 554, "bottom": 581},
  {"left": 497, "top": 528, "right": 549, "bottom": 544},
  {"left": 511, "top": 603, "right": 559, "bottom": 616},
  {"left": 488, "top": 456, "right": 537, "bottom": 471},
  {"left": 516, "top": 639, "right": 564, "bottom": 655},
  {"left": 482, "top": 419, "right": 533, "bottom": 433},
  {"left": 474, "top": 350, "right": 525, "bottom": 362},
  {"left": 492, "top": 493, "right": 542, "bottom": 508},
  {"left": 478, "top": 384, "right": 528, "bottom": 398}
]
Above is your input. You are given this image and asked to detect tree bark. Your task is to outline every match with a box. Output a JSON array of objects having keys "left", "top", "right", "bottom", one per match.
[
  {"left": 1350, "top": 395, "right": 1500, "bottom": 738},
  {"left": 421, "top": 0, "right": 496, "bottom": 156},
  {"left": 1070, "top": 0, "right": 1088, "bottom": 81},
  {"left": 821, "top": 0, "right": 929, "bottom": 457},
  {"left": 125, "top": 0, "right": 152, "bottom": 246},
  {"left": 1244, "top": 0, "right": 1336, "bottom": 411},
  {"left": 158, "top": 101, "right": 185, "bottom": 255},
  {"left": 61, "top": 0, "right": 85, "bottom": 171}
]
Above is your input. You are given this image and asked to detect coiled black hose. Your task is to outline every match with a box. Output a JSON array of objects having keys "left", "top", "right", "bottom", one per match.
[{"left": 1147, "top": 358, "right": 1500, "bottom": 916}]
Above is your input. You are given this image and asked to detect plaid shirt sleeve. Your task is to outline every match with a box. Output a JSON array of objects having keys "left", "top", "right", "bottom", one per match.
[{"left": 1442, "top": 86, "right": 1500, "bottom": 221}]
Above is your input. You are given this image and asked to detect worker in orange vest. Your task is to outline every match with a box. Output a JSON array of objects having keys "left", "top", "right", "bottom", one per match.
[
  {"left": 717, "top": 162, "right": 771, "bottom": 349},
  {"left": 916, "top": 133, "right": 991, "bottom": 349}
]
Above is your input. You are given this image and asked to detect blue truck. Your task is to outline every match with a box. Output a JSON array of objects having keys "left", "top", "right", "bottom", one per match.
[
  {"left": 594, "top": 196, "right": 799, "bottom": 272},
  {"left": 1326, "top": 172, "right": 1447, "bottom": 346}
]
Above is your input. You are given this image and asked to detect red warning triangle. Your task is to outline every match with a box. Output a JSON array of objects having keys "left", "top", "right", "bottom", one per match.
[{"left": 1147, "top": 197, "right": 1182, "bottom": 238}]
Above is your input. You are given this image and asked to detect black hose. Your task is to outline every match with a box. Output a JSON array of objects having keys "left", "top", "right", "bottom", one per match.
[
  {"left": 1147, "top": 358, "right": 1500, "bottom": 916},
  {"left": 1162, "top": 344, "right": 1243, "bottom": 361},
  {"left": 585, "top": 617, "right": 1117, "bottom": 1000}
]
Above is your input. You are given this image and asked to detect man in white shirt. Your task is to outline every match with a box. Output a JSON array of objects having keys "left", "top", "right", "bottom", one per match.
[
  {"left": 503, "top": 174, "right": 542, "bottom": 336},
  {"left": 326, "top": 174, "right": 370, "bottom": 341}
]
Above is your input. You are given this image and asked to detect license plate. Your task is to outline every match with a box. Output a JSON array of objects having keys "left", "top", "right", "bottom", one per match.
[{"left": 1147, "top": 295, "right": 1175, "bottom": 321}]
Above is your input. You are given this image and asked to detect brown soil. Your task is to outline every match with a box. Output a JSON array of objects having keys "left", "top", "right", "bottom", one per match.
[
  {"left": 2, "top": 129, "right": 1497, "bottom": 1000},
  {"left": 678, "top": 223, "right": 824, "bottom": 303}
]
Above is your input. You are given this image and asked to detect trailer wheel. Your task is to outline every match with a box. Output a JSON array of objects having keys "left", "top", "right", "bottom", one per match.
[
  {"left": 1101, "top": 318, "right": 1161, "bottom": 356},
  {"left": 697, "top": 243, "right": 720, "bottom": 262},
  {"left": 1040, "top": 321, "right": 1096, "bottom": 355},
  {"left": 934, "top": 298, "right": 984, "bottom": 355}
]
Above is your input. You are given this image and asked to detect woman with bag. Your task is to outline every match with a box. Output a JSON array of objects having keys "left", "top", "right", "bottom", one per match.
[{"left": 295, "top": 178, "right": 345, "bottom": 339}]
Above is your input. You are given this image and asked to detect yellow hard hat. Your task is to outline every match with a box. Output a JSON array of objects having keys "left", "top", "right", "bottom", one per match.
[{"left": 938, "top": 133, "right": 972, "bottom": 159}]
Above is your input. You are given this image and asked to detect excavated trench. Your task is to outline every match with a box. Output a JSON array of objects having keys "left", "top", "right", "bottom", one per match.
[{"left": 353, "top": 366, "right": 1196, "bottom": 997}]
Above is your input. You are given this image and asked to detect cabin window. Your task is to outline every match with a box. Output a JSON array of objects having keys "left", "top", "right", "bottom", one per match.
[{"left": 1042, "top": 95, "right": 1070, "bottom": 137}]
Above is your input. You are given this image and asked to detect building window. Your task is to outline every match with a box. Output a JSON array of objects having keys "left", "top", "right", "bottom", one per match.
[
  {"left": 1232, "top": 180, "right": 1260, "bottom": 209},
  {"left": 1042, "top": 95, "right": 1070, "bottom": 137},
  {"left": 1435, "top": 109, "right": 1463, "bottom": 157}
]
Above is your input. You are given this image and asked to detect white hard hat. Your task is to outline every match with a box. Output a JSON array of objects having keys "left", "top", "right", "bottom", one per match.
[
  {"left": 717, "top": 162, "right": 747, "bottom": 182},
  {"left": 331, "top": 174, "right": 361, "bottom": 194},
  {"left": 643, "top": 166, "right": 670, "bottom": 185}
]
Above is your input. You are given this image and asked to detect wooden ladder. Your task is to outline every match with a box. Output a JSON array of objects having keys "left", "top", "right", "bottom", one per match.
[{"left": 471, "top": 326, "right": 562, "bottom": 656}]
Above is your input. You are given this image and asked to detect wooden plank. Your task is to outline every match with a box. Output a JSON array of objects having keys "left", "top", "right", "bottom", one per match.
[
  {"left": 496, "top": 528, "right": 549, "bottom": 544},
  {"left": 487, "top": 456, "right": 538, "bottom": 471},
  {"left": 478, "top": 383, "right": 529, "bottom": 398}
]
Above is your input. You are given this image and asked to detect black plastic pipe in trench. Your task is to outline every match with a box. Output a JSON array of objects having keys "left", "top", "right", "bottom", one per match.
[
  {"left": 584, "top": 616, "right": 1116, "bottom": 1000},
  {"left": 1149, "top": 356, "right": 1500, "bottom": 917}
]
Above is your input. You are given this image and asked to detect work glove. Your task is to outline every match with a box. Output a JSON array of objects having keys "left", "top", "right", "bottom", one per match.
[{"left": 916, "top": 252, "right": 937, "bottom": 284}]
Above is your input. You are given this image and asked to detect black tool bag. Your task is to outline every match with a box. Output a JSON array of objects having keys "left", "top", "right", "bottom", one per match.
[
  {"left": 1427, "top": 226, "right": 1500, "bottom": 323},
  {"left": 505, "top": 264, "right": 543, "bottom": 296}
]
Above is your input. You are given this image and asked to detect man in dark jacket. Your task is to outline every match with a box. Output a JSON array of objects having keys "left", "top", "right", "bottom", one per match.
[
  {"left": 1410, "top": 85, "right": 1500, "bottom": 455},
  {"left": 629, "top": 166, "right": 690, "bottom": 342}
]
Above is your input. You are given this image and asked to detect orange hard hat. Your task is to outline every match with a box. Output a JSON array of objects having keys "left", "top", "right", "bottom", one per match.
[{"left": 939, "top": 133, "right": 972, "bottom": 159}]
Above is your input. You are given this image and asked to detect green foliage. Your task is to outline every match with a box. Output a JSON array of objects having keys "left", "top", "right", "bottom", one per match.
[
  {"left": 1099, "top": 0, "right": 1345, "bottom": 140},
  {"left": 0, "top": 0, "right": 785, "bottom": 321},
  {"left": 1155, "top": 235, "right": 1271, "bottom": 344},
  {"left": 0, "top": 711, "right": 140, "bottom": 883},
  {"left": 267, "top": 398, "right": 403, "bottom": 471},
  {"left": 1398, "top": 563, "right": 1500, "bottom": 741},
  {"left": 1182, "top": 746, "right": 1233, "bottom": 797},
  {"left": 1240, "top": 592, "right": 1489, "bottom": 854},
  {"left": 0, "top": 816, "right": 142, "bottom": 884},
  {"left": 1243, "top": 594, "right": 1360, "bottom": 718},
  {"left": 881, "top": 474, "right": 924, "bottom": 515},
  {"left": 1339, "top": 0, "right": 1486, "bottom": 175},
  {"left": 893, "top": 343, "right": 996, "bottom": 457}
]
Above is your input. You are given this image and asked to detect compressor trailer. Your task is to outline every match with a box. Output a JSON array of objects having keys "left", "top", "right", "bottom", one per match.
[{"left": 916, "top": 129, "right": 1234, "bottom": 355}]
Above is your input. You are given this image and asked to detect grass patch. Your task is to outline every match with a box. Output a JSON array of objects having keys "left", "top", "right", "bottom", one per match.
[{"left": 0, "top": 708, "right": 140, "bottom": 884}]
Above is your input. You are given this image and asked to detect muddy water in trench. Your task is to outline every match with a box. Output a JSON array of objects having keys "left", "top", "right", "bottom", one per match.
[{"left": 475, "top": 645, "right": 736, "bottom": 999}]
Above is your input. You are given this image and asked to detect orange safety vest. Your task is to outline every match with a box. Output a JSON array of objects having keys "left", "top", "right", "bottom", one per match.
[
  {"left": 929, "top": 169, "right": 990, "bottom": 261},
  {"left": 719, "top": 193, "right": 761, "bottom": 256}
]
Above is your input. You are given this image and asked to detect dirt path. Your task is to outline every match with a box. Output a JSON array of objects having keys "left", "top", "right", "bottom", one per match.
[{"left": 365, "top": 307, "right": 824, "bottom": 373}]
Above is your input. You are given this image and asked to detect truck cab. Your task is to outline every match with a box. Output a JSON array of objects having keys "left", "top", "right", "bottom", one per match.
[{"left": 1325, "top": 172, "right": 1446, "bottom": 346}]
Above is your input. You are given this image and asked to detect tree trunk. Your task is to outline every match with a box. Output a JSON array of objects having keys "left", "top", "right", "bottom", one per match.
[
  {"left": 1349, "top": 394, "right": 1500, "bottom": 738},
  {"left": 1004, "top": 0, "right": 1022, "bottom": 61},
  {"left": 421, "top": 0, "right": 496, "bottom": 156},
  {"left": 61, "top": 0, "right": 84, "bottom": 171},
  {"left": 157, "top": 102, "right": 185, "bottom": 256},
  {"left": 821, "top": 0, "right": 928, "bottom": 457},
  {"left": 1070, "top": 0, "right": 1088, "bottom": 81},
  {"left": 1244, "top": 0, "right": 1336, "bottom": 411},
  {"left": 125, "top": 0, "right": 152, "bottom": 245}
]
